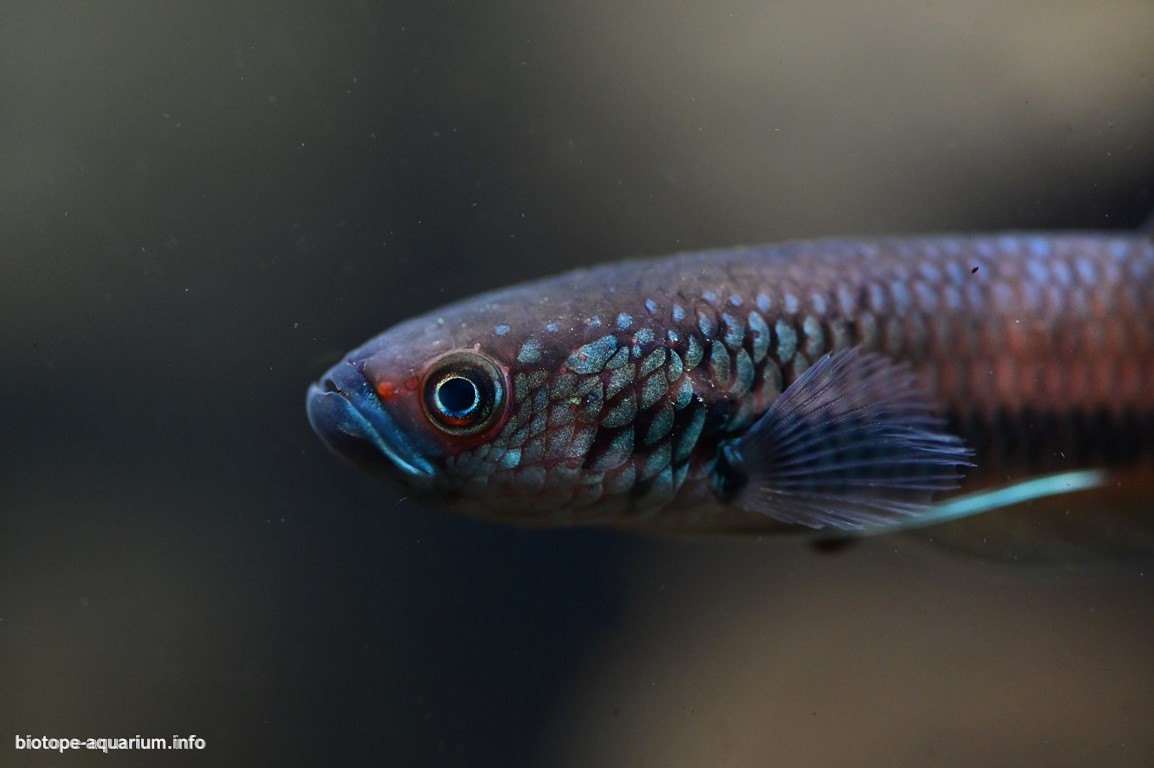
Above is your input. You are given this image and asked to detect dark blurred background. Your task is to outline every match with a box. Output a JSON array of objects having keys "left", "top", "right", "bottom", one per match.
[{"left": 2, "top": 1, "right": 1153, "bottom": 766}]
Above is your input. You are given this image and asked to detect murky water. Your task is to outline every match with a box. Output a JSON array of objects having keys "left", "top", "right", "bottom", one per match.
[{"left": 3, "top": 2, "right": 1153, "bottom": 766}]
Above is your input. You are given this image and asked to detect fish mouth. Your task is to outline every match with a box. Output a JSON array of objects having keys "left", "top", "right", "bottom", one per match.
[{"left": 306, "top": 360, "right": 436, "bottom": 481}]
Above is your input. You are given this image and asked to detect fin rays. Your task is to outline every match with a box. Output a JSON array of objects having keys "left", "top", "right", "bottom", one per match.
[{"left": 721, "top": 348, "right": 974, "bottom": 531}]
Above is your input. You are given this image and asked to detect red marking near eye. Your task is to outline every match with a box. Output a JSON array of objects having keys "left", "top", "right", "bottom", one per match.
[
  {"left": 375, "top": 381, "right": 396, "bottom": 400},
  {"left": 404, "top": 375, "right": 420, "bottom": 391}
]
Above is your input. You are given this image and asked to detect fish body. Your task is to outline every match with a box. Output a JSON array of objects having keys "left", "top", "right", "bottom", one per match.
[{"left": 307, "top": 231, "right": 1154, "bottom": 534}]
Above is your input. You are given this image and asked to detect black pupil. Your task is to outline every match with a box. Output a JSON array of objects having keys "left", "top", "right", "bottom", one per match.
[{"left": 437, "top": 376, "right": 479, "bottom": 416}]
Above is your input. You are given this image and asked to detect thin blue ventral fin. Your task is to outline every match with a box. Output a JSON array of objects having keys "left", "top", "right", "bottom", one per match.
[
  {"left": 854, "top": 469, "right": 1109, "bottom": 536},
  {"left": 718, "top": 347, "right": 974, "bottom": 531}
]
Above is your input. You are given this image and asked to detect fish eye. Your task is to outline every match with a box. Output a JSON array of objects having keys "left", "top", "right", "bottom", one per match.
[{"left": 421, "top": 351, "right": 505, "bottom": 436}]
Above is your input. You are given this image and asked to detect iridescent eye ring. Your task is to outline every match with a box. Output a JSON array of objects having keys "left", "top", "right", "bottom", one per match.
[{"left": 420, "top": 351, "right": 505, "bottom": 436}]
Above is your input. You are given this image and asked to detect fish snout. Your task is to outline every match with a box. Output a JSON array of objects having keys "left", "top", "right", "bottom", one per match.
[{"left": 306, "top": 361, "right": 437, "bottom": 482}]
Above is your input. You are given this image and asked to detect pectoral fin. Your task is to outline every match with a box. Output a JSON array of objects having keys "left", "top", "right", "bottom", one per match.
[{"left": 716, "top": 348, "right": 973, "bottom": 531}]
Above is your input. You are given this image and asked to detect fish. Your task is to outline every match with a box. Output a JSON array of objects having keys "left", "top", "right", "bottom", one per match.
[{"left": 307, "top": 226, "right": 1154, "bottom": 537}]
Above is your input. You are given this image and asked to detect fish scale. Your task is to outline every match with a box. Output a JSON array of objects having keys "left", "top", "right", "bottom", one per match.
[{"left": 308, "top": 230, "right": 1154, "bottom": 533}]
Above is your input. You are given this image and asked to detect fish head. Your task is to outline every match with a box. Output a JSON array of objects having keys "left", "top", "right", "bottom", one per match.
[
  {"left": 307, "top": 312, "right": 509, "bottom": 488},
  {"left": 306, "top": 280, "right": 653, "bottom": 520}
]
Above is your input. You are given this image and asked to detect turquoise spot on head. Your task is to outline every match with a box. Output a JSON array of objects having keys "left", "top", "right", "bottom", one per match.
[
  {"left": 567, "top": 334, "right": 618, "bottom": 374},
  {"left": 616, "top": 312, "right": 633, "bottom": 331},
  {"left": 517, "top": 338, "right": 543, "bottom": 364}
]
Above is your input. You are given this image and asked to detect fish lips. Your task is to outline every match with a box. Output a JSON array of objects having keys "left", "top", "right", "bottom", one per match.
[{"left": 307, "top": 360, "right": 436, "bottom": 482}]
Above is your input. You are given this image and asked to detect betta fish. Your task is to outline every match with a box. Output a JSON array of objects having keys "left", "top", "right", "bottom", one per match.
[{"left": 307, "top": 224, "right": 1154, "bottom": 538}]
